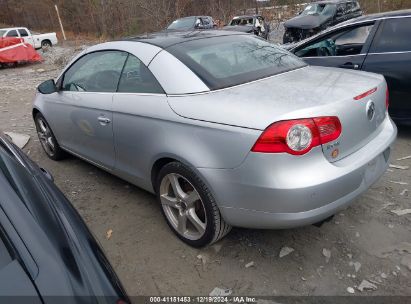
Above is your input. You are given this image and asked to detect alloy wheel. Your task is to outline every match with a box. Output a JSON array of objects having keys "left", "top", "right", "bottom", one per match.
[
  {"left": 36, "top": 117, "right": 56, "bottom": 157},
  {"left": 159, "top": 173, "right": 207, "bottom": 240}
]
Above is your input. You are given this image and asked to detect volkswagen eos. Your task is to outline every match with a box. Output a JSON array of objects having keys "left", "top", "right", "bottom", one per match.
[{"left": 33, "top": 31, "right": 397, "bottom": 247}]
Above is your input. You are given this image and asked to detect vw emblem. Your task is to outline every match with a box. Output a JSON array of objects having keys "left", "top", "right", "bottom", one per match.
[{"left": 366, "top": 101, "right": 375, "bottom": 121}]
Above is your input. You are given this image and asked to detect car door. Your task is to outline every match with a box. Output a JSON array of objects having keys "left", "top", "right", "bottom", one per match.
[
  {"left": 362, "top": 17, "right": 411, "bottom": 120},
  {"left": 44, "top": 51, "right": 128, "bottom": 170},
  {"left": 17, "top": 28, "right": 34, "bottom": 46},
  {"left": 293, "top": 21, "right": 378, "bottom": 70},
  {"left": 112, "top": 53, "right": 167, "bottom": 187}
]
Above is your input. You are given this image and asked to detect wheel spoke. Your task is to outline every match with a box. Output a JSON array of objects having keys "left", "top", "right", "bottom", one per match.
[
  {"left": 177, "top": 213, "right": 187, "bottom": 234},
  {"left": 187, "top": 208, "right": 206, "bottom": 234},
  {"left": 47, "top": 137, "right": 55, "bottom": 150},
  {"left": 160, "top": 194, "right": 178, "bottom": 208},
  {"left": 184, "top": 190, "right": 200, "bottom": 207},
  {"left": 168, "top": 174, "right": 186, "bottom": 199},
  {"left": 38, "top": 119, "right": 48, "bottom": 133},
  {"left": 37, "top": 132, "right": 47, "bottom": 141}
]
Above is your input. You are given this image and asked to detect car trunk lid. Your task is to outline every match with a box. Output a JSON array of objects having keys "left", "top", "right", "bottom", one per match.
[{"left": 167, "top": 66, "right": 387, "bottom": 162}]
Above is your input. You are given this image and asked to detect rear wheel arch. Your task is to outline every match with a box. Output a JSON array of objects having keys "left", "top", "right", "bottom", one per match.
[{"left": 151, "top": 157, "right": 177, "bottom": 192}]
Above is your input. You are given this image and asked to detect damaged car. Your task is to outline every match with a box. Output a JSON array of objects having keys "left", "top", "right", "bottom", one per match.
[
  {"left": 283, "top": 0, "right": 362, "bottom": 43},
  {"left": 223, "top": 15, "right": 270, "bottom": 39},
  {"left": 33, "top": 31, "right": 396, "bottom": 247}
]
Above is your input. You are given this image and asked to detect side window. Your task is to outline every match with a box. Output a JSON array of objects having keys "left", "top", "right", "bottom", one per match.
[
  {"left": 370, "top": 18, "right": 411, "bottom": 53},
  {"left": 62, "top": 51, "right": 127, "bottom": 92},
  {"left": 117, "top": 54, "right": 164, "bottom": 94},
  {"left": 295, "top": 24, "right": 374, "bottom": 57},
  {"left": 18, "top": 29, "right": 28, "bottom": 37},
  {"left": 6, "top": 30, "right": 18, "bottom": 37}
]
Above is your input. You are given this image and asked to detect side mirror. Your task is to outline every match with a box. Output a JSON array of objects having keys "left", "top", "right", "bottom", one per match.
[{"left": 38, "top": 79, "right": 57, "bottom": 94}]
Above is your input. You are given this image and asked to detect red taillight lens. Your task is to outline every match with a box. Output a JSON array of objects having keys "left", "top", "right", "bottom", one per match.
[
  {"left": 354, "top": 87, "right": 377, "bottom": 100},
  {"left": 386, "top": 88, "right": 389, "bottom": 110},
  {"left": 313, "top": 116, "right": 342, "bottom": 144},
  {"left": 251, "top": 116, "right": 341, "bottom": 155}
]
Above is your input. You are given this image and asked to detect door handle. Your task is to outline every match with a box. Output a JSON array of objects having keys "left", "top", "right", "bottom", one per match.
[
  {"left": 339, "top": 62, "right": 360, "bottom": 70},
  {"left": 97, "top": 116, "right": 111, "bottom": 125}
]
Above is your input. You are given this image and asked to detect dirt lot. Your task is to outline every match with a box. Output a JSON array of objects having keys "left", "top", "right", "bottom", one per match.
[{"left": 0, "top": 45, "right": 410, "bottom": 297}]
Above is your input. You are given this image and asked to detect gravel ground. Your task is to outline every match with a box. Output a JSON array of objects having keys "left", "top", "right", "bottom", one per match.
[{"left": 0, "top": 45, "right": 410, "bottom": 298}]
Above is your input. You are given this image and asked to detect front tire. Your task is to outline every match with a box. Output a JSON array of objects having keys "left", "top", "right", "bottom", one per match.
[
  {"left": 34, "top": 113, "right": 66, "bottom": 160},
  {"left": 156, "top": 162, "right": 231, "bottom": 247}
]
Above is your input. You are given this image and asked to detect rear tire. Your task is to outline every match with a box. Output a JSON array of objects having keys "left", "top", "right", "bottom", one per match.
[
  {"left": 41, "top": 40, "right": 52, "bottom": 49},
  {"left": 34, "top": 113, "right": 66, "bottom": 160},
  {"left": 156, "top": 162, "right": 231, "bottom": 247}
]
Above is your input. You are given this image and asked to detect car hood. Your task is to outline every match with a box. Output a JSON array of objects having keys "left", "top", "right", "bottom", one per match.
[
  {"left": 222, "top": 25, "right": 253, "bottom": 33},
  {"left": 284, "top": 14, "right": 330, "bottom": 29},
  {"left": 167, "top": 66, "right": 385, "bottom": 130}
]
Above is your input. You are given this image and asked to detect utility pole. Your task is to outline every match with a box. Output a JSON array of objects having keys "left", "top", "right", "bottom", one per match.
[
  {"left": 54, "top": 4, "right": 66, "bottom": 40},
  {"left": 377, "top": 0, "right": 381, "bottom": 12},
  {"left": 255, "top": 0, "right": 258, "bottom": 14}
]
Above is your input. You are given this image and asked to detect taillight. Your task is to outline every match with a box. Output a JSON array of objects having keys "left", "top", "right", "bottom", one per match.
[
  {"left": 386, "top": 88, "right": 389, "bottom": 110},
  {"left": 251, "top": 116, "right": 342, "bottom": 155},
  {"left": 354, "top": 87, "right": 377, "bottom": 100}
]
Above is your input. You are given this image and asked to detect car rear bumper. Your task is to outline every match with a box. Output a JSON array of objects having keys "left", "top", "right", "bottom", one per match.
[{"left": 197, "top": 116, "right": 397, "bottom": 229}]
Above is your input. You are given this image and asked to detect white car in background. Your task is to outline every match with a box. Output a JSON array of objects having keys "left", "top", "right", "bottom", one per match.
[{"left": 0, "top": 27, "right": 58, "bottom": 49}]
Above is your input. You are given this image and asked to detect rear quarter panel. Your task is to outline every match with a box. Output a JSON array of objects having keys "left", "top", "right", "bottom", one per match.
[{"left": 111, "top": 94, "right": 260, "bottom": 192}]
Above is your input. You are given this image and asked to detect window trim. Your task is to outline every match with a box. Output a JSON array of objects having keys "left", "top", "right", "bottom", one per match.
[{"left": 58, "top": 49, "right": 166, "bottom": 96}]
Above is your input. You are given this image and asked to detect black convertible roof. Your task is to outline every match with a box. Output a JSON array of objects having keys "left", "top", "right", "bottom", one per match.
[{"left": 124, "top": 30, "right": 245, "bottom": 49}]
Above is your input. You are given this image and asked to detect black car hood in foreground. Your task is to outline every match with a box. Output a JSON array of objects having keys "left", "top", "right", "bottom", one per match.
[
  {"left": 284, "top": 14, "right": 331, "bottom": 29},
  {"left": 0, "top": 135, "right": 129, "bottom": 303}
]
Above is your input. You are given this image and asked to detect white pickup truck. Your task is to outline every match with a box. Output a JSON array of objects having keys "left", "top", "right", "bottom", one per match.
[{"left": 0, "top": 27, "right": 58, "bottom": 49}]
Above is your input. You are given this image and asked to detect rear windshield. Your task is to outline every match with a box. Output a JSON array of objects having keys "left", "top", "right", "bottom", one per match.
[{"left": 167, "top": 35, "right": 306, "bottom": 90}]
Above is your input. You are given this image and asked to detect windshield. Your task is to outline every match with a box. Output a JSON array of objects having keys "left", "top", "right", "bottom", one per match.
[
  {"left": 301, "top": 3, "right": 336, "bottom": 17},
  {"left": 0, "top": 30, "right": 7, "bottom": 37},
  {"left": 229, "top": 17, "right": 254, "bottom": 26},
  {"left": 167, "top": 35, "right": 306, "bottom": 90},
  {"left": 167, "top": 17, "right": 196, "bottom": 30}
]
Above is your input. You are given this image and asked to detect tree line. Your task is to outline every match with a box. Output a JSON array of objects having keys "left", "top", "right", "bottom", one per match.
[{"left": 1, "top": 0, "right": 410, "bottom": 39}]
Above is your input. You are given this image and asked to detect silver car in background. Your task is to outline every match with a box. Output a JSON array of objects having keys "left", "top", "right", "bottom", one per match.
[{"left": 33, "top": 31, "right": 397, "bottom": 247}]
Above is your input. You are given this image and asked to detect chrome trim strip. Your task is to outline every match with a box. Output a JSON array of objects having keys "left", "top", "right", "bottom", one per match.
[
  {"left": 302, "top": 54, "right": 366, "bottom": 59},
  {"left": 367, "top": 50, "right": 411, "bottom": 55}
]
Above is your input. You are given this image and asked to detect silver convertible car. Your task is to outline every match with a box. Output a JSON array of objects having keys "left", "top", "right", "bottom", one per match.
[{"left": 33, "top": 31, "right": 397, "bottom": 247}]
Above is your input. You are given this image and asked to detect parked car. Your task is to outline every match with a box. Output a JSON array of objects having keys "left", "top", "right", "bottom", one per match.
[
  {"left": 0, "top": 133, "right": 129, "bottom": 302},
  {"left": 166, "top": 16, "right": 216, "bottom": 31},
  {"left": 223, "top": 15, "right": 270, "bottom": 39},
  {"left": 0, "top": 27, "right": 58, "bottom": 49},
  {"left": 33, "top": 31, "right": 396, "bottom": 247},
  {"left": 283, "top": 0, "right": 362, "bottom": 43},
  {"left": 286, "top": 10, "right": 411, "bottom": 121}
]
